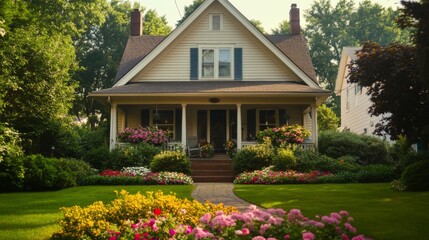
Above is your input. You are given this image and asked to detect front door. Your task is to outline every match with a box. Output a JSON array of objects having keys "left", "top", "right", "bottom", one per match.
[{"left": 210, "top": 110, "right": 226, "bottom": 152}]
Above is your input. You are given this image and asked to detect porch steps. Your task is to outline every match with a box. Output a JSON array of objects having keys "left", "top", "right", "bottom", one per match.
[{"left": 191, "top": 156, "right": 234, "bottom": 182}]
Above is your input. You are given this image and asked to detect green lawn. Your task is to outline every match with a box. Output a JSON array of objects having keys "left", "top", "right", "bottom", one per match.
[
  {"left": 0, "top": 185, "right": 194, "bottom": 240},
  {"left": 234, "top": 183, "right": 429, "bottom": 240}
]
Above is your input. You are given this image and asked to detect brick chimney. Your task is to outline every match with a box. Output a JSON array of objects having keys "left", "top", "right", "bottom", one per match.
[
  {"left": 131, "top": 9, "right": 143, "bottom": 36},
  {"left": 289, "top": 4, "right": 300, "bottom": 35}
]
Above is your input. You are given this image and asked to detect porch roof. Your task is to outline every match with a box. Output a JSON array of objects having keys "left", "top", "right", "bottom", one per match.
[{"left": 91, "top": 81, "right": 331, "bottom": 96}]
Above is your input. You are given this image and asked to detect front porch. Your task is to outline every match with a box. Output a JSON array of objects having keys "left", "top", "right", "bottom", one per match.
[{"left": 110, "top": 102, "right": 318, "bottom": 151}]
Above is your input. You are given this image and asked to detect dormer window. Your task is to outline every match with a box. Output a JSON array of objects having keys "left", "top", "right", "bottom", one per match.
[{"left": 210, "top": 14, "right": 222, "bottom": 31}]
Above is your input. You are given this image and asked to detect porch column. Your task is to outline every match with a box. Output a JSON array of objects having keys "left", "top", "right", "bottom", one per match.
[
  {"left": 311, "top": 103, "right": 318, "bottom": 147},
  {"left": 181, "top": 104, "right": 187, "bottom": 148},
  {"left": 109, "top": 103, "right": 117, "bottom": 150},
  {"left": 237, "top": 104, "right": 242, "bottom": 150}
]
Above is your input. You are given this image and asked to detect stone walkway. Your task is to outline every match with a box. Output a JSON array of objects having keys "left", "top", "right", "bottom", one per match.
[{"left": 191, "top": 183, "right": 253, "bottom": 211}]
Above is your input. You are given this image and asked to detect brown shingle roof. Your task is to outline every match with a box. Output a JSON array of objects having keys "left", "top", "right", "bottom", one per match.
[
  {"left": 114, "top": 34, "right": 318, "bottom": 84},
  {"left": 91, "top": 81, "right": 330, "bottom": 95}
]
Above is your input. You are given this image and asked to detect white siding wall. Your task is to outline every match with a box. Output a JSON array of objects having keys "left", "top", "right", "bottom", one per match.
[
  {"left": 340, "top": 56, "right": 384, "bottom": 137},
  {"left": 131, "top": 2, "right": 299, "bottom": 82}
]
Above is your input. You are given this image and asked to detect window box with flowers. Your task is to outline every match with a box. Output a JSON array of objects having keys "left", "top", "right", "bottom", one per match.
[{"left": 200, "top": 143, "right": 214, "bottom": 158}]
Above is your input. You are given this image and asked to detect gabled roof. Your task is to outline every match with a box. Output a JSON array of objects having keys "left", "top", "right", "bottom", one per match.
[
  {"left": 113, "top": 0, "right": 320, "bottom": 88},
  {"left": 335, "top": 47, "right": 361, "bottom": 96},
  {"left": 114, "top": 34, "right": 318, "bottom": 86}
]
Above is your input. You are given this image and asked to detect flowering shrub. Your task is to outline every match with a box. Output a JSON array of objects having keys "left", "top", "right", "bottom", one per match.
[
  {"left": 103, "top": 205, "right": 367, "bottom": 240},
  {"left": 150, "top": 151, "right": 191, "bottom": 175},
  {"left": 257, "top": 125, "right": 310, "bottom": 147},
  {"left": 232, "top": 144, "right": 275, "bottom": 175},
  {"left": 53, "top": 191, "right": 237, "bottom": 239},
  {"left": 117, "top": 126, "right": 169, "bottom": 146},
  {"left": 234, "top": 167, "right": 332, "bottom": 184},
  {"left": 225, "top": 139, "right": 237, "bottom": 158},
  {"left": 99, "top": 169, "right": 134, "bottom": 177}
]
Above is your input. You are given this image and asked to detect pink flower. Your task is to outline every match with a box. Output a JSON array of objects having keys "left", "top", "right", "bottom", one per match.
[
  {"left": 342, "top": 233, "right": 350, "bottom": 240},
  {"left": 252, "top": 237, "right": 266, "bottom": 240},
  {"left": 284, "top": 234, "right": 290, "bottom": 239},
  {"left": 302, "top": 232, "right": 315, "bottom": 240},
  {"left": 345, "top": 223, "right": 357, "bottom": 233},
  {"left": 339, "top": 210, "right": 349, "bottom": 216},
  {"left": 169, "top": 229, "right": 176, "bottom": 236},
  {"left": 259, "top": 223, "right": 271, "bottom": 235},
  {"left": 351, "top": 235, "right": 366, "bottom": 240},
  {"left": 200, "top": 213, "right": 212, "bottom": 224},
  {"left": 242, "top": 228, "right": 250, "bottom": 235}
]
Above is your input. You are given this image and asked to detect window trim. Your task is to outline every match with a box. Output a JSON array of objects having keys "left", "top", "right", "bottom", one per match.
[
  {"left": 256, "top": 109, "right": 278, "bottom": 132},
  {"left": 151, "top": 109, "right": 175, "bottom": 139},
  {"left": 209, "top": 14, "right": 223, "bottom": 31},
  {"left": 199, "top": 46, "right": 234, "bottom": 80}
]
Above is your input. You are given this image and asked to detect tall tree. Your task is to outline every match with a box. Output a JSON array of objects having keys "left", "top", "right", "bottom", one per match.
[
  {"left": 249, "top": 19, "right": 266, "bottom": 34},
  {"left": 72, "top": 1, "right": 173, "bottom": 128},
  {"left": 317, "top": 104, "right": 340, "bottom": 131},
  {"left": 304, "top": 0, "right": 410, "bottom": 115},
  {"left": 0, "top": 0, "right": 105, "bottom": 152},
  {"left": 348, "top": 42, "right": 429, "bottom": 144},
  {"left": 271, "top": 20, "right": 290, "bottom": 35},
  {"left": 176, "top": 0, "right": 205, "bottom": 26}
]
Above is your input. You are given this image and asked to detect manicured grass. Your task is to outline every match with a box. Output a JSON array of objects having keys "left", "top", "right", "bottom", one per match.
[
  {"left": 0, "top": 185, "right": 194, "bottom": 240},
  {"left": 234, "top": 183, "right": 429, "bottom": 240}
]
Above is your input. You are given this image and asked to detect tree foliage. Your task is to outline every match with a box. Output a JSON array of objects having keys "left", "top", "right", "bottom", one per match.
[
  {"left": 317, "top": 104, "right": 340, "bottom": 131},
  {"left": 249, "top": 19, "right": 266, "bottom": 34},
  {"left": 271, "top": 20, "right": 290, "bottom": 35},
  {"left": 348, "top": 42, "right": 429, "bottom": 144},
  {"left": 304, "top": 0, "right": 410, "bottom": 115},
  {"left": 176, "top": 0, "right": 205, "bottom": 27}
]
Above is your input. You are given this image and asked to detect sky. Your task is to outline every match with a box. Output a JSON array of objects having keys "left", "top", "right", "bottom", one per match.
[{"left": 135, "top": 0, "right": 402, "bottom": 31}]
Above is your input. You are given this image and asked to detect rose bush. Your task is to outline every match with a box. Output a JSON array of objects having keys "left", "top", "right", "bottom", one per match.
[
  {"left": 257, "top": 125, "right": 310, "bottom": 147},
  {"left": 234, "top": 167, "right": 331, "bottom": 184}
]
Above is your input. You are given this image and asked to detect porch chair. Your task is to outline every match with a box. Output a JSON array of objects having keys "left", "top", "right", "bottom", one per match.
[{"left": 187, "top": 136, "right": 202, "bottom": 157}]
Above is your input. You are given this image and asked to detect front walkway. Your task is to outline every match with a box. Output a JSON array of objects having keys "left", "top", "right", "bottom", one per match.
[{"left": 192, "top": 183, "right": 254, "bottom": 211}]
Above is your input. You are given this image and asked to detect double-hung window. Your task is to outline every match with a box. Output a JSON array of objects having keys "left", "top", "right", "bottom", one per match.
[{"left": 201, "top": 48, "right": 232, "bottom": 79}]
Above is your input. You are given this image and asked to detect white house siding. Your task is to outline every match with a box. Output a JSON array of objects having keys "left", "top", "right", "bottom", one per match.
[
  {"left": 339, "top": 54, "right": 384, "bottom": 138},
  {"left": 131, "top": 1, "right": 300, "bottom": 82},
  {"left": 303, "top": 112, "right": 312, "bottom": 135}
]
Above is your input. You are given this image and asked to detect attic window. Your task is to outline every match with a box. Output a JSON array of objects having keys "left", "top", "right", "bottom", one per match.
[{"left": 210, "top": 14, "right": 222, "bottom": 31}]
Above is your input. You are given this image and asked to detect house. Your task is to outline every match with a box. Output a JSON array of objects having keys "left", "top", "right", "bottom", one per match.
[
  {"left": 335, "top": 47, "right": 390, "bottom": 140},
  {"left": 90, "top": 0, "right": 330, "bottom": 152}
]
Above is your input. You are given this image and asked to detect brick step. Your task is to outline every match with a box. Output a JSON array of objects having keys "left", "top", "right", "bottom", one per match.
[
  {"left": 192, "top": 169, "right": 233, "bottom": 175},
  {"left": 192, "top": 176, "right": 235, "bottom": 182},
  {"left": 191, "top": 164, "right": 232, "bottom": 170},
  {"left": 191, "top": 159, "right": 232, "bottom": 164}
]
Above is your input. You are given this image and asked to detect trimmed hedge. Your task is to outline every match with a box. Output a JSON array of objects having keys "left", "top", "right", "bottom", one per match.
[{"left": 318, "top": 130, "right": 390, "bottom": 165}]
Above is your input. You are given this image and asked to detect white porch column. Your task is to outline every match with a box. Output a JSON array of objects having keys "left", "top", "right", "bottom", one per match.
[
  {"left": 109, "top": 103, "right": 117, "bottom": 150},
  {"left": 181, "top": 104, "right": 187, "bottom": 148},
  {"left": 237, "top": 104, "right": 242, "bottom": 150},
  {"left": 311, "top": 103, "right": 318, "bottom": 147}
]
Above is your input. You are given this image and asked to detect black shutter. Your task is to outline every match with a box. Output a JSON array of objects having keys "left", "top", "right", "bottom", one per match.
[
  {"left": 190, "top": 48, "right": 198, "bottom": 80},
  {"left": 234, "top": 48, "right": 243, "bottom": 80},
  {"left": 279, "top": 109, "right": 287, "bottom": 126}
]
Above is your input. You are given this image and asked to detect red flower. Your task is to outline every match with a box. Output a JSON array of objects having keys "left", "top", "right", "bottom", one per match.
[{"left": 153, "top": 208, "right": 162, "bottom": 216}]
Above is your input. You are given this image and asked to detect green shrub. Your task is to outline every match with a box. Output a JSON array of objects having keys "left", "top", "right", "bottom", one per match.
[
  {"left": 0, "top": 156, "right": 25, "bottom": 192},
  {"left": 390, "top": 179, "right": 407, "bottom": 191},
  {"left": 109, "top": 143, "right": 161, "bottom": 170},
  {"left": 294, "top": 149, "right": 358, "bottom": 173},
  {"left": 401, "top": 160, "right": 429, "bottom": 191},
  {"left": 318, "top": 130, "right": 390, "bottom": 165},
  {"left": 82, "top": 176, "right": 157, "bottom": 185},
  {"left": 232, "top": 144, "right": 274, "bottom": 175},
  {"left": 58, "top": 158, "right": 96, "bottom": 185},
  {"left": 83, "top": 145, "right": 110, "bottom": 170},
  {"left": 273, "top": 148, "right": 296, "bottom": 171},
  {"left": 23, "top": 155, "right": 75, "bottom": 190},
  {"left": 150, "top": 151, "right": 191, "bottom": 175},
  {"left": 0, "top": 124, "right": 23, "bottom": 163},
  {"left": 355, "top": 164, "right": 395, "bottom": 183},
  {"left": 316, "top": 172, "right": 358, "bottom": 183}
]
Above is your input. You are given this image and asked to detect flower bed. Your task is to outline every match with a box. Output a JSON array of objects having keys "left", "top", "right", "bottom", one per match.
[
  {"left": 82, "top": 168, "right": 193, "bottom": 185},
  {"left": 54, "top": 191, "right": 367, "bottom": 239},
  {"left": 257, "top": 124, "right": 310, "bottom": 147},
  {"left": 234, "top": 167, "right": 332, "bottom": 184}
]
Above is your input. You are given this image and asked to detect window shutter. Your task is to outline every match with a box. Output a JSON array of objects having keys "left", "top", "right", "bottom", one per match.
[
  {"left": 141, "top": 109, "right": 150, "bottom": 127},
  {"left": 247, "top": 109, "right": 256, "bottom": 140},
  {"left": 234, "top": 48, "right": 243, "bottom": 80},
  {"left": 190, "top": 48, "right": 198, "bottom": 80},
  {"left": 175, "top": 109, "right": 182, "bottom": 141}
]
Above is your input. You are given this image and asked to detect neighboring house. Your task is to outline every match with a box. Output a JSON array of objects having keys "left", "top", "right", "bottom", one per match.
[
  {"left": 90, "top": 0, "right": 330, "bottom": 151},
  {"left": 335, "top": 47, "right": 390, "bottom": 140}
]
